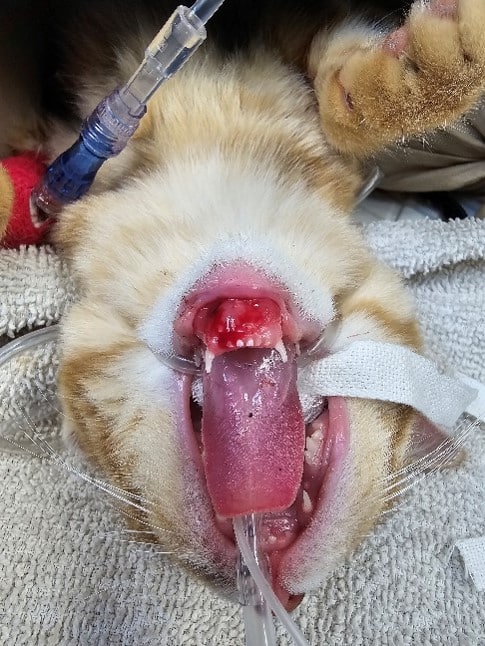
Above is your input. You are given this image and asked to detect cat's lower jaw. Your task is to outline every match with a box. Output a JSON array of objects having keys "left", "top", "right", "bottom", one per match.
[{"left": 176, "top": 366, "right": 349, "bottom": 610}]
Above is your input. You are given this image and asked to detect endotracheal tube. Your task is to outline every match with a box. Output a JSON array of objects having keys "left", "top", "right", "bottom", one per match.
[
  {"left": 234, "top": 514, "right": 309, "bottom": 646},
  {"left": 31, "top": 0, "right": 226, "bottom": 217}
]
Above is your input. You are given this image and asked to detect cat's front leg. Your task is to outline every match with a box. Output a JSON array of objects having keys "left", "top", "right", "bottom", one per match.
[{"left": 310, "top": 0, "right": 485, "bottom": 156}]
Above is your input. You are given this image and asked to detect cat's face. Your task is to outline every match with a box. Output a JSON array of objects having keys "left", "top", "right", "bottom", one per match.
[{"left": 56, "top": 52, "right": 420, "bottom": 609}]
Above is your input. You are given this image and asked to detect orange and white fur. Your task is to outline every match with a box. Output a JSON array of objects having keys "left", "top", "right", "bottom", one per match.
[{"left": 5, "top": 0, "right": 485, "bottom": 610}]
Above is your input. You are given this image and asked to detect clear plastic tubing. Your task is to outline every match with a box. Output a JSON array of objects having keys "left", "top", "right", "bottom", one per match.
[
  {"left": 235, "top": 514, "right": 277, "bottom": 646},
  {"left": 234, "top": 514, "right": 310, "bottom": 646},
  {"left": 32, "top": 0, "right": 226, "bottom": 217},
  {"left": 0, "top": 325, "right": 60, "bottom": 369}
]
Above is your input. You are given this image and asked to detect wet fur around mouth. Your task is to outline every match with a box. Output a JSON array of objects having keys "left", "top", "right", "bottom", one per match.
[{"left": 3, "top": 0, "right": 485, "bottom": 615}]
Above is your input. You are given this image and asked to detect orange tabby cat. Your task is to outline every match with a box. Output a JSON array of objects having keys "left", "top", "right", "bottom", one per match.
[{"left": 5, "top": 0, "right": 485, "bottom": 610}]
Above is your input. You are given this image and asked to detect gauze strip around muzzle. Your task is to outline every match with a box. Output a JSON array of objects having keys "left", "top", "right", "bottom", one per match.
[{"left": 298, "top": 340, "right": 477, "bottom": 429}]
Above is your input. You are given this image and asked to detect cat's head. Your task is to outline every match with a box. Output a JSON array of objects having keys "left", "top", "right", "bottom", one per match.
[{"left": 55, "top": 52, "right": 421, "bottom": 608}]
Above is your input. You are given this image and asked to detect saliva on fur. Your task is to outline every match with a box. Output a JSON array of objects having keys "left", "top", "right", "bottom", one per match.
[{"left": 2, "top": 0, "right": 485, "bottom": 613}]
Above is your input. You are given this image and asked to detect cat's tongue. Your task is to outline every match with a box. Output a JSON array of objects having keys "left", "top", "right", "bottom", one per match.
[{"left": 201, "top": 346, "right": 305, "bottom": 518}]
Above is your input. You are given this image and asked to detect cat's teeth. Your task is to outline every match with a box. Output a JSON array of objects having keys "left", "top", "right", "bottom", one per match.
[
  {"left": 304, "top": 433, "right": 320, "bottom": 464},
  {"left": 274, "top": 340, "right": 288, "bottom": 363},
  {"left": 310, "top": 428, "right": 323, "bottom": 441},
  {"left": 204, "top": 349, "right": 215, "bottom": 373},
  {"left": 204, "top": 338, "right": 288, "bottom": 369},
  {"left": 302, "top": 490, "right": 313, "bottom": 514}
]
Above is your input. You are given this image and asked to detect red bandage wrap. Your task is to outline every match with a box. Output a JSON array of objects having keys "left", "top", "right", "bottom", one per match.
[{"left": 0, "top": 152, "right": 50, "bottom": 248}]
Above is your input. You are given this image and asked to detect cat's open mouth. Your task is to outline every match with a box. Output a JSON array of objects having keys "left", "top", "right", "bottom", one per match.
[
  {"left": 190, "top": 389, "right": 348, "bottom": 610},
  {"left": 174, "top": 272, "right": 349, "bottom": 609}
]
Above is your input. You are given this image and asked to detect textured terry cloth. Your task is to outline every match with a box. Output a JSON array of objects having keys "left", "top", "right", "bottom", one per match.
[
  {"left": 361, "top": 217, "right": 485, "bottom": 383},
  {"left": 0, "top": 215, "right": 484, "bottom": 646},
  {"left": 0, "top": 245, "right": 75, "bottom": 340}
]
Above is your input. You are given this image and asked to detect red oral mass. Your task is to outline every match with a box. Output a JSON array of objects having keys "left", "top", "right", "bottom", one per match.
[{"left": 194, "top": 298, "right": 283, "bottom": 355}]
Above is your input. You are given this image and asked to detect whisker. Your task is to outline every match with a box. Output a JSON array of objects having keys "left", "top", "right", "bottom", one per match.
[
  {"left": 372, "top": 8, "right": 404, "bottom": 32},
  {"left": 0, "top": 434, "right": 49, "bottom": 460},
  {"left": 13, "top": 415, "right": 55, "bottom": 459},
  {"left": 119, "top": 538, "right": 174, "bottom": 553},
  {"left": 380, "top": 418, "right": 479, "bottom": 504},
  {"left": 102, "top": 529, "right": 158, "bottom": 537},
  {"left": 17, "top": 383, "right": 170, "bottom": 511},
  {"left": 112, "top": 504, "right": 179, "bottom": 545},
  {"left": 3, "top": 390, "right": 183, "bottom": 563},
  {"left": 94, "top": 529, "right": 165, "bottom": 551},
  {"left": 377, "top": 498, "right": 411, "bottom": 518},
  {"left": 383, "top": 417, "right": 469, "bottom": 482},
  {"left": 382, "top": 417, "right": 475, "bottom": 486},
  {"left": 382, "top": 436, "right": 467, "bottom": 498},
  {"left": 126, "top": 547, "right": 174, "bottom": 556},
  {"left": 383, "top": 442, "right": 459, "bottom": 494},
  {"left": 381, "top": 473, "right": 429, "bottom": 503},
  {"left": 31, "top": 377, "right": 72, "bottom": 416},
  {"left": 11, "top": 403, "right": 160, "bottom": 515}
]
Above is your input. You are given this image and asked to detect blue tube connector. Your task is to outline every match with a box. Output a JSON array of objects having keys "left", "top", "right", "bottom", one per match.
[
  {"left": 32, "top": 2, "right": 225, "bottom": 218},
  {"left": 32, "top": 91, "right": 143, "bottom": 216}
]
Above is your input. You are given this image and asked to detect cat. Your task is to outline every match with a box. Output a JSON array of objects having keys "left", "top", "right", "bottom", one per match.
[{"left": 2, "top": 0, "right": 485, "bottom": 612}]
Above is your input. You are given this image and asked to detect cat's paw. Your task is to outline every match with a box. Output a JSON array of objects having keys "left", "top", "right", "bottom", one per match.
[{"left": 313, "top": 0, "right": 485, "bottom": 156}]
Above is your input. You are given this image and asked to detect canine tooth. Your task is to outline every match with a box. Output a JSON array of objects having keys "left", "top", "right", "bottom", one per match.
[
  {"left": 204, "top": 350, "right": 215, "bottom": 373},
  {"left": 302, "top": 490, "right": 313, "bottom": 514},
  {"left": 246, "top": 338, "right": 255, "bottom": 347},
  {"left": 305, "top": 435, "right": 319, "bottom": 452},
  {"left": 305, "top": 435, "right": 319, "bottom": 463},
  {"left": 236, "top": 339, "right": 244, "bottom": 348},
  {"left": 274, "top": 340, "right": 288, "bottom": 363},
  {"left": 310, "top": 428, "right": 323, "bottom": 441}
]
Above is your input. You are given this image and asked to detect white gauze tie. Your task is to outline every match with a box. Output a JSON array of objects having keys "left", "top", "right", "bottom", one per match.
[{"left": 298, "top": 340, "right": 477, "bottom": 429}]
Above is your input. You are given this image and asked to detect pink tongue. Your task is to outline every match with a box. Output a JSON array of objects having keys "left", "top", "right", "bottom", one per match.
[{"left": 201, "top": 347, "right": 305, "bottom": 518}]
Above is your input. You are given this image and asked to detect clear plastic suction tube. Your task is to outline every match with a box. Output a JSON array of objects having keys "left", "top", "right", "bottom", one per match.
[
  {"left": 120, "top": 6, "right": 206, "bottom": 111},
  {"left": 236, "top": 514, "right": 277, "bottom": 646},
  {"left": 190, "top": 0, "right": 226, "bottom": 23},
  {"left": 234, "top": 514, "right": 309, "bottom": 646}
]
